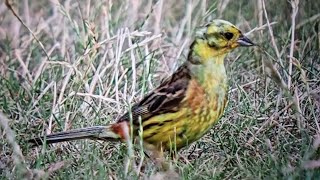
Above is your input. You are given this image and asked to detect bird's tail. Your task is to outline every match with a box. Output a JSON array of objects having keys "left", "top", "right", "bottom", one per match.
[{"left": 29, "top": 125, "right": 124, "bottom": 146}]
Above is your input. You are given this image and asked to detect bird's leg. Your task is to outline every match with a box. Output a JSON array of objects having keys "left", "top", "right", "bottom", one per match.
[
  {"left": 144, "top": 143, "right": 171, "bottom": 171},
  {"left": 169, "top": 149, "right": 178, "bottom": 162},
  {"left": 144, "top": 144, "right": 181, "bottom": 179}
]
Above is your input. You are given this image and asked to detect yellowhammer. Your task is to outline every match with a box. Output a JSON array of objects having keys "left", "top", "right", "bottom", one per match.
[{"left": 30, "top": 19, "right": 254, "bottom": 157}]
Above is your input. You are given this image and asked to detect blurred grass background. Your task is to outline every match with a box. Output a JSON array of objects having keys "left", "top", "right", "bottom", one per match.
[{"left": 0, "top": 0, "right": 319, "bottom": 179}]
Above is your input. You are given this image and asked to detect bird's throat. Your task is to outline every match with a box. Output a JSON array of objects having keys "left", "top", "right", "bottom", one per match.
[{"left": 191, "top": 62, "right": 227, "bottom": 93}]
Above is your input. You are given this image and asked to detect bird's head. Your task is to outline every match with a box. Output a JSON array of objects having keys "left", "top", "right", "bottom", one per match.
[{"left": 189, "top": 19, "right": 254, "bottom": 64}]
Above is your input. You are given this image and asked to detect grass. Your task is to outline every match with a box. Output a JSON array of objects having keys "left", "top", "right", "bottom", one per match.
[{"left": 0, "top": 0, "right": 319, "bottom": 179}]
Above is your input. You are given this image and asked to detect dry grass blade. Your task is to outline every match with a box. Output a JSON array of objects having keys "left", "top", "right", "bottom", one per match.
[
  {"left": 288, "top": 0, "right": 299, "bottom": 89},
  {"left": 5, "top": 0, "right": 50, "bottom": 61},
  {"left": 0, "top": 112, "right": 30, "bottom": 176},
  {"left": 261, "top": 0, "right": 285, "bottom": 71}
]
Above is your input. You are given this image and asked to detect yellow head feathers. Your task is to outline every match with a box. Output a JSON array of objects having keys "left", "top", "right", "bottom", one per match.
[
  {"left": 196, "top": 19, "right": 254, "bottom": 49},
  {"left": 190, "top": 19, "right": 254, "bottom": 64}
]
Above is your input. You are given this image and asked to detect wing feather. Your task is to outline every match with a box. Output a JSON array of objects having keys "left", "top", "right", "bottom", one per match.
[{"left": 117, "top": 64, "right": 192, "bottom": 125}]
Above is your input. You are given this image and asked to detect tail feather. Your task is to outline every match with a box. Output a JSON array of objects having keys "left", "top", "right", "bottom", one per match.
[{"left": 29, "top": 125, "right": 121, "bottom": 146}]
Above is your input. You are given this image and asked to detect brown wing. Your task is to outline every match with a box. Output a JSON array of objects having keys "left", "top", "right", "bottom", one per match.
[{"left": 117, "top": 63, "right": 192, "bottom": 125}]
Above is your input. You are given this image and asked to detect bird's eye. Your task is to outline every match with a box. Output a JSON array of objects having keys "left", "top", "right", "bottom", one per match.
[{"left": 223, "top": 32, "right": 234, "bottom": 40}]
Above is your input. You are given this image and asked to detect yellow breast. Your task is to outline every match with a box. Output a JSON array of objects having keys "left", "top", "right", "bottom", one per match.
[{"left": 142, "top": 77, "right": 228, "bottom": 150}]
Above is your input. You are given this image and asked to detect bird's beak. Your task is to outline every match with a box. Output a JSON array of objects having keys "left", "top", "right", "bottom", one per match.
[{"left": 237, "top": 35, "right": 255, "bottom": 46}]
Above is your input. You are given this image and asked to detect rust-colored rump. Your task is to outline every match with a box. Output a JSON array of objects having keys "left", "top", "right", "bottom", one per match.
[{"left": 111, "top": 121, "right": 130, "bottom": 140}]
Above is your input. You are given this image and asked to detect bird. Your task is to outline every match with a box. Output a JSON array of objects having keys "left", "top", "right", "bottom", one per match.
[{"left": 29, "top": 19, "right": 254, "bottom": 160}]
